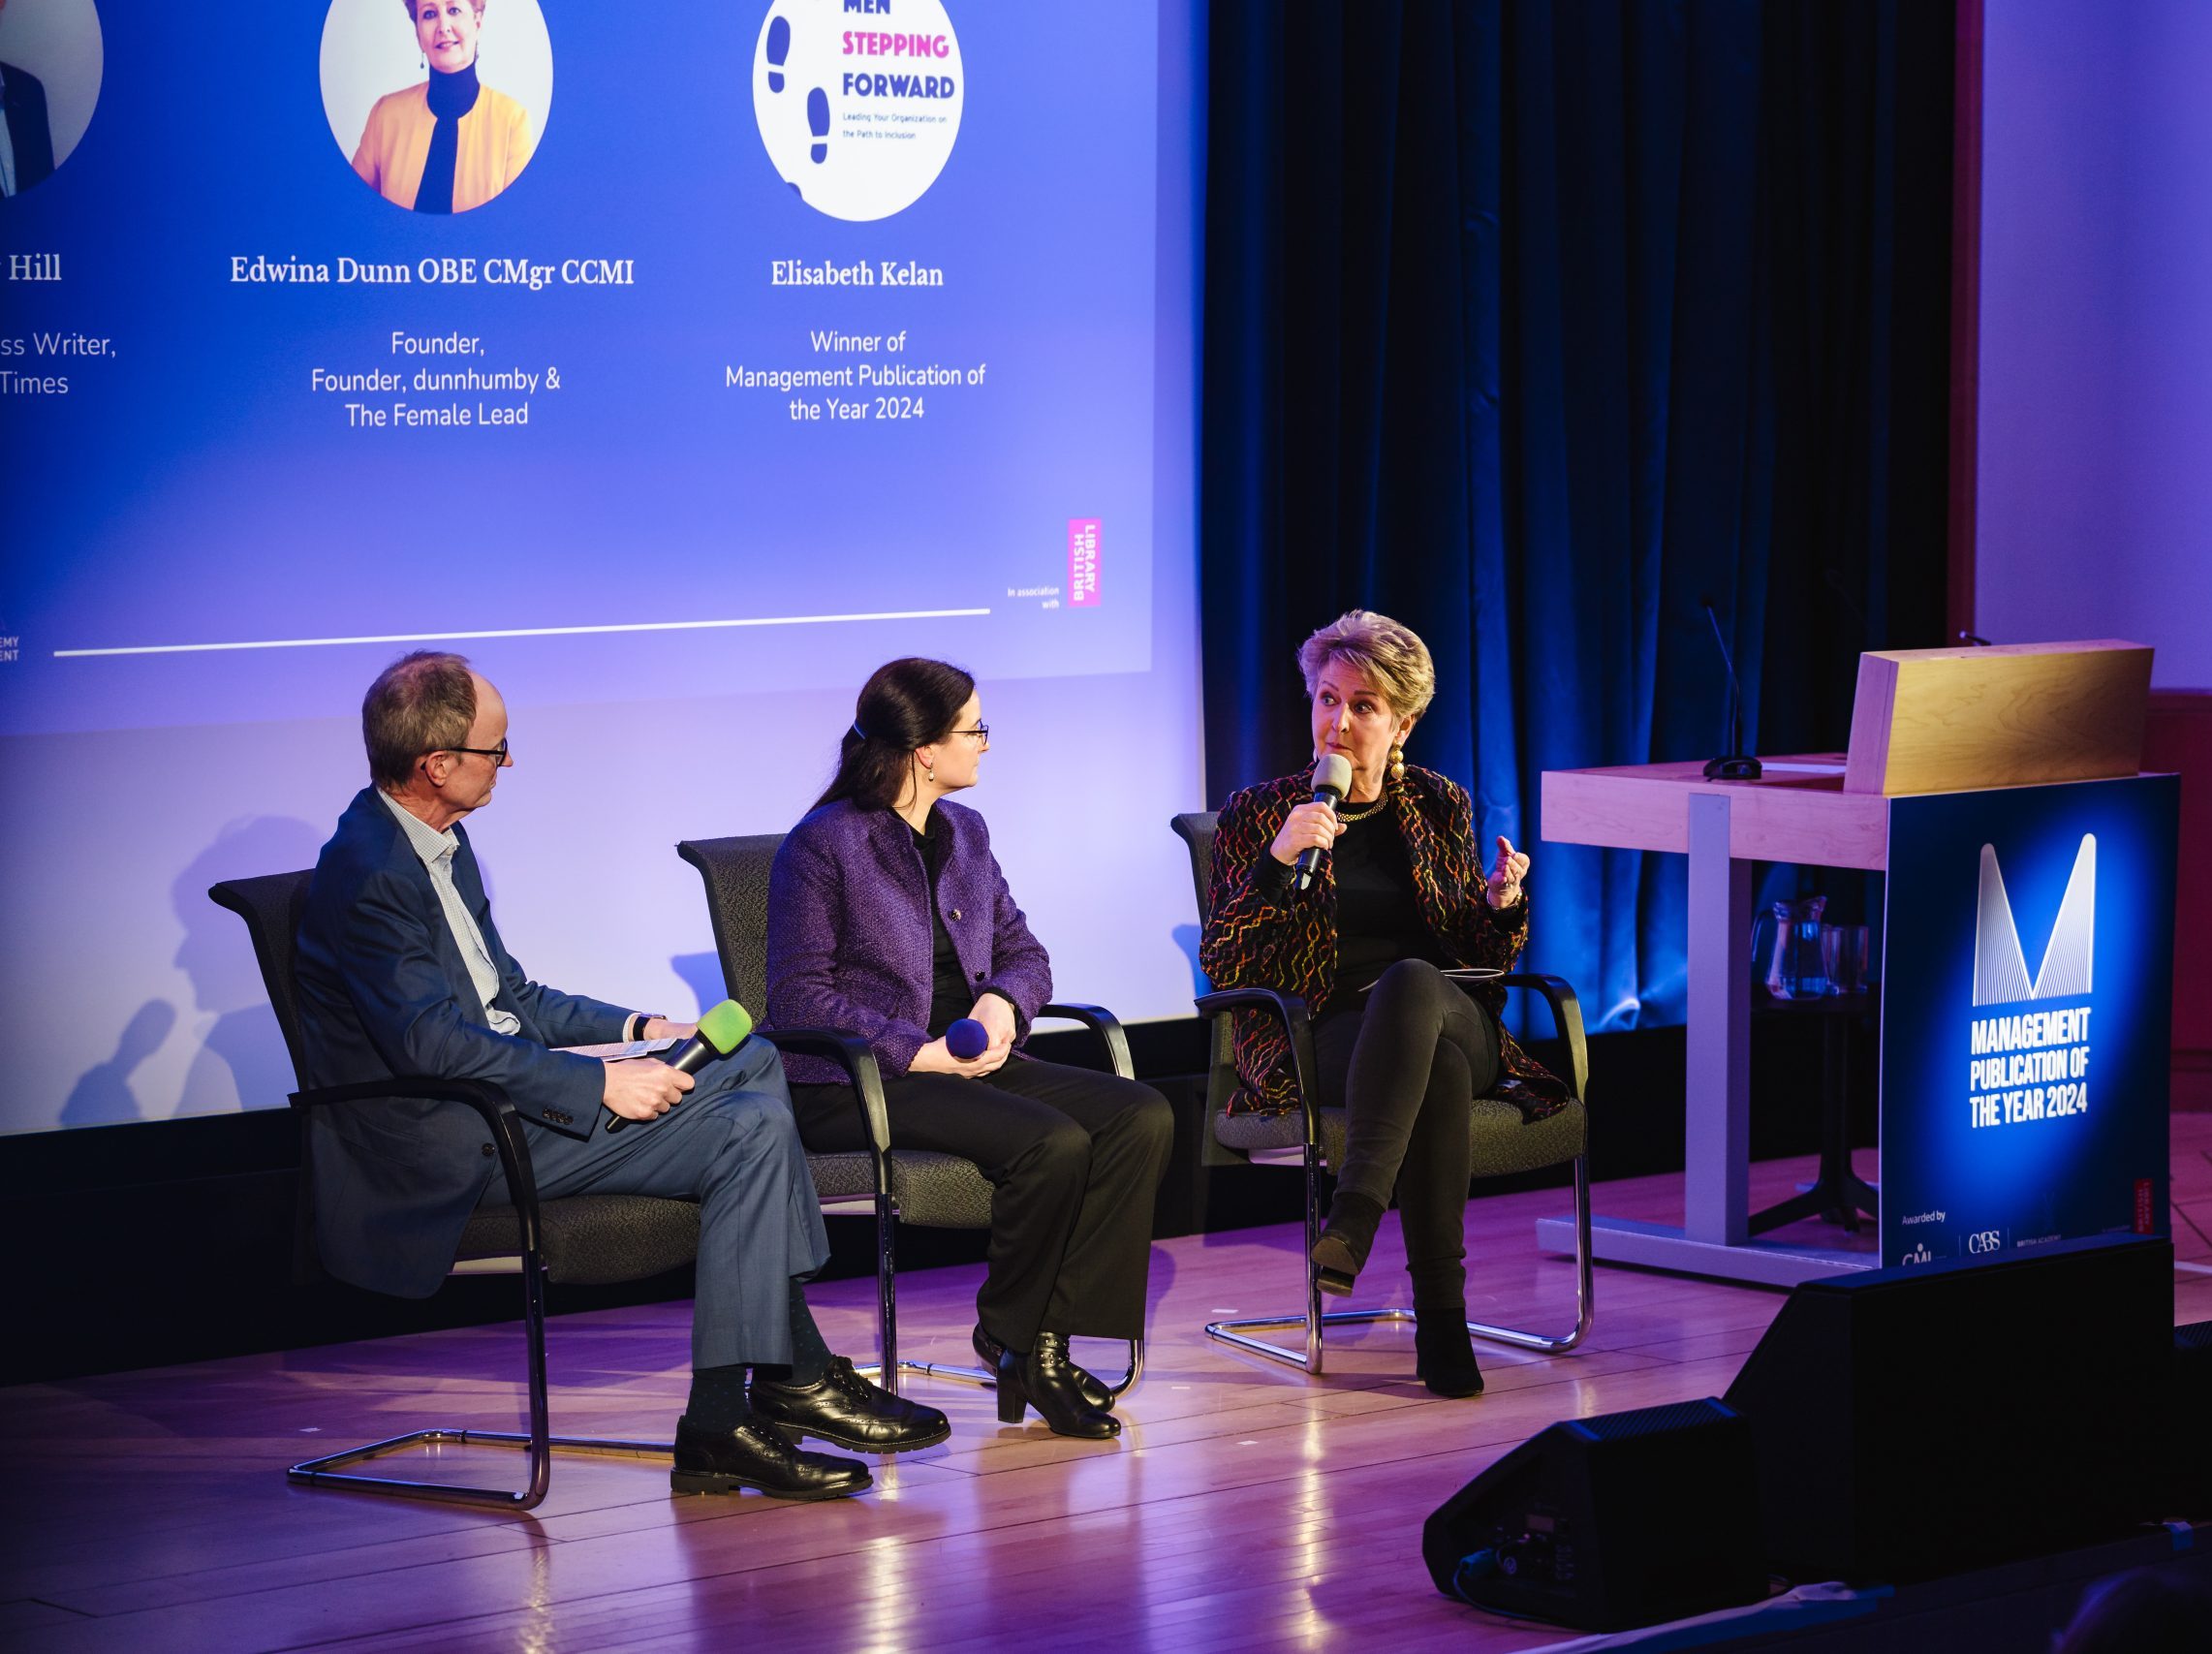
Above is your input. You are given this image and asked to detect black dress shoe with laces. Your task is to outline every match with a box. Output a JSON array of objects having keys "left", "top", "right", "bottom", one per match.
[
  {"left": 670, "top": 1417, "right": 873, "bottom": 1500},
  {"left": 750, "top": 1356, "right": 951, "bottom": 1452},
  {"left": 995, "top": 1332, "right": 1120, "bottom": 1439},
  {"left": 973, "top": 1324, "right": 1113, "bottom": 1412}
]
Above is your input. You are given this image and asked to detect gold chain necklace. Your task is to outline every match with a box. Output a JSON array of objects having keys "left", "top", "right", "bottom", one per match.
[{"left": 1335, "top": 796, "right": 1389, "bottom": 823}]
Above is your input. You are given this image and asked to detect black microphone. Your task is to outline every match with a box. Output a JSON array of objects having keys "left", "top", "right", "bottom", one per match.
[
  {"left": 605, "top": 1000, "right": 753, "bottom": 1133},
  {"left": 1699, "top": 596, "right": 1762, "bottom": 781},
  {"left": 1293, "top": 752, "right": 1354, "bottom": 891}
]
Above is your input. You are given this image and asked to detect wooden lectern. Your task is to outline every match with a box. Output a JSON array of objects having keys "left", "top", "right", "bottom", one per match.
[{"left": 1535, "top": 640, "right": 2154, "bottom": 1286}]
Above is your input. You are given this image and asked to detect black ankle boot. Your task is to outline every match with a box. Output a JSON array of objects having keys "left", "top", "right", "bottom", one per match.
[
  {"left": 975, "top": 1324, "right": 1112, "bottom": 1412},
  {"left": 1309, "top": 1191, "right": 1386, "bottom": 1296},
  {"left": 1412, "top": 1311, "right": 1483, "bottom": 1397},
  {"left": 995, "top": 1332, "right": 1119, "bottom": 1439}
]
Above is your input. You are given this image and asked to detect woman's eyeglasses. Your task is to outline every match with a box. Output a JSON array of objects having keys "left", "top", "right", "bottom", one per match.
[{"left": 950, "top": 725, "right": 989, "bottom": 742}]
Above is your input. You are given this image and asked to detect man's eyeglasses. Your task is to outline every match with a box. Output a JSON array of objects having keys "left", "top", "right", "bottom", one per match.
[{"left": 437, "top": 739, "right": 511, "bottom": 765}]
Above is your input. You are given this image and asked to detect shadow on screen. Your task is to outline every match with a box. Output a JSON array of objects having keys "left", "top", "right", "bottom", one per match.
[
  {"left": 1172, "top": 922, "right": 1205, "bottom": 997},
  {"left": 58, "top": 999, "right": 177, "bottom": 1128},
  {"left": 670, "top": 951, "right": 726, "bottom": 1014},
  {"left": 171, "top": 817, "right": 327, "bottom": 1114}
]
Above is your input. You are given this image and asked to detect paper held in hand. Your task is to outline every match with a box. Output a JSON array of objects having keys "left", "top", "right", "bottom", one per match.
[{"left": 557, "top": 1038, "right": 679, "bottom": 1062}]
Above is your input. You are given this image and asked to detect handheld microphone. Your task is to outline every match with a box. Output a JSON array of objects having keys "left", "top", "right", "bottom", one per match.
[
  {"left": 1293, "top": 752, "right": 1355, "bottom": 891},
  {"left": 1698, "top": 596, "right": 1762, "bottom": 781},
  {"left": 605, "top": 999, "right": 754, "bottom": 1133},
  {"left": 946, "top": 1017, "right": 990, "bottom": 1060}
]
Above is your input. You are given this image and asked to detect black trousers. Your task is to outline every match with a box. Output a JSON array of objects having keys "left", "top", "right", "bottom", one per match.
[
  {"left": 1315, "top": 959, "right": 1502, "bottom": 1286},
  {"left": 790, "top": 1057, "right": 1174, "bottom": 1349}
]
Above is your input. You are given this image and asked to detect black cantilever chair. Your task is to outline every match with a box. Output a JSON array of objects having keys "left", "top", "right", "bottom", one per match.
[
  {"left": 1168, "top": 812, "right": 1594, "bottom": 1375},
  {"left": 208, "top": 871, "right": 701, "bottom": 1513},
  {"left": 676, "top": 833, "right": 1144, "bottom": 1399}
]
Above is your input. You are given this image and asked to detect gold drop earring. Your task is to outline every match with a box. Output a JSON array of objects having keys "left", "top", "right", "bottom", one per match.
[{"left": 1388, "top": 742, "right": 1406, "bottom": 787}]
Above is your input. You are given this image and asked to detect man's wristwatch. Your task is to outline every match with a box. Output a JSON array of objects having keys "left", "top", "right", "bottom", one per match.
[{"left": 630, "top": 1013, "right": 666, "bottom": 1041}]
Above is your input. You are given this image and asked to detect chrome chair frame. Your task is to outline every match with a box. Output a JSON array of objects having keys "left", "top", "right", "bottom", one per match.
[
  {"left": 1194, "top": 980, "right": 1595, "bottom": 1373},
  {"left": 280, "top": 1077, "right": 672, "bottom": 1511}
]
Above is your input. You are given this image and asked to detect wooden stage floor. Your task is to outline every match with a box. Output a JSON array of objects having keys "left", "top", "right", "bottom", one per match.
[{"left": 7, "top": 1119, "right": 2210, "bottom": 1654}]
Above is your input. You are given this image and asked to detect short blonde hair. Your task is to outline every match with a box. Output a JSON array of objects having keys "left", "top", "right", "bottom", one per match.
[{"left": 1296, "top": 609, "right": 1436, "bottom": 723}]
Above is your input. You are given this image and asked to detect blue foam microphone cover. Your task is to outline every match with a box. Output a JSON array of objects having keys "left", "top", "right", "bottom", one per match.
[{"left": 946, "top": 1017, "right": 990, "bottom": 1060}]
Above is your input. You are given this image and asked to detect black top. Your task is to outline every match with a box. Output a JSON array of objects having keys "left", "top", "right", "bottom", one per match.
[
  {"left": 1259, "top": 807, "right": 1449, "bottom": 1019},
  {"left": 910, "top": 815, "right": 974, "bottom": 1037},
  {"left": 415, "top": 61, "right": 482, "bottom": 215}
]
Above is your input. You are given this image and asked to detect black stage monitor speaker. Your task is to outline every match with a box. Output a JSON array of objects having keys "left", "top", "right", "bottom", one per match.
[
  {"left": 1422, "top": 1397, "right": 1768, "bottom": 1632},
  {"left": 2169, "top": 1321, "right": 2212, "bottom": 1520},
  {"left": 1723, "top": 1234, "right": 2171, "bottom": 1584}
]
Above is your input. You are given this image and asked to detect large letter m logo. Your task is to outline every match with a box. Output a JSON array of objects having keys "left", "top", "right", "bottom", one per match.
[{"left": 1973, "top": 835, "right": 2095, "bottom": 1008}]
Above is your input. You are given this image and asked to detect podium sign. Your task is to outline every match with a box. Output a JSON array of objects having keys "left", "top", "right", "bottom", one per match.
[{"left": 1880, "top": 776, "right": 2177, "bottom": 1268}]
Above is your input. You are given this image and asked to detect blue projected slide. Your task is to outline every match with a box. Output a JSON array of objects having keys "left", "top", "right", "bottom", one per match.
[
  {"left": 2, "top": 0, "right": 1158, "bottom": 736},
  {"left": 0, "top": 0, "right": 1204, "bottom": 1138}
]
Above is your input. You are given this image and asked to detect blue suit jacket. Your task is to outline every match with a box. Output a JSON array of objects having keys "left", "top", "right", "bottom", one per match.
[{"left": 294, "top": 788, "right": 630, "bottom": 1296}]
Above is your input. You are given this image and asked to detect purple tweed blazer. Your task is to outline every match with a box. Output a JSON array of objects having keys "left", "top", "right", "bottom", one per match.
[{"left": 765, "top": 797, "right": 1054, "bottom": 1085}]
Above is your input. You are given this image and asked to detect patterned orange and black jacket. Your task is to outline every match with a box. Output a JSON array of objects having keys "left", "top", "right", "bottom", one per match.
[{"left": 1199, "top": 765, "right": 1567, "bottom": 1118}]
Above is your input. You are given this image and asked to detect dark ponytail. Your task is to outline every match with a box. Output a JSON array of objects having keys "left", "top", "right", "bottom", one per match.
[{"left": 813, "top": 657, "right": 977, "bottom": 811}]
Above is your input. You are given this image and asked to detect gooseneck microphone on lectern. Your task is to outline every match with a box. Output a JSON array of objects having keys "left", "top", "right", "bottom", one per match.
[
  {"left": 605, "top": 999, "right": 754, "bottom": 1132},
  {"left": 1293, "top": 752, "right": 1355, "bottom": 891},
  {"left": 1698, "top": 597, "right": 1762, "bottom": 781}
]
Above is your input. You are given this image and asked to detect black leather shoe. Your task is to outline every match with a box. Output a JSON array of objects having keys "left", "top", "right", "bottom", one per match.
[
  {"left": 671, "top": 1417, "right": 873, "bottom": 1500},
  {"left": 750, "top": 1356, "right": 951, "bottom": 1452},
  {"left": 995, "top": 1332, "right": 1119, "bottom": 1439},
  {"left": 974, "top": 1324, "right": 1113, "bottom": 1412}
]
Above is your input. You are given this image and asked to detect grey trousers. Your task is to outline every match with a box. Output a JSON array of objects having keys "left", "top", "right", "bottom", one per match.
[{"left": 483, "top": 1038, "right": 830, "bottom": 1369}]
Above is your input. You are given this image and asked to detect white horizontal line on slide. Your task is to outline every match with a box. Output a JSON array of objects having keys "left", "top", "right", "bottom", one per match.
[{"left": 52, "top": 607, "right": 993, "bottom": 658}]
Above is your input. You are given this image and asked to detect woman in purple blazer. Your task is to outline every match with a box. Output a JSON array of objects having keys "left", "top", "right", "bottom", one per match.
[{"left": 767, "top": 658, "right": 1173, "bottom": 1439}]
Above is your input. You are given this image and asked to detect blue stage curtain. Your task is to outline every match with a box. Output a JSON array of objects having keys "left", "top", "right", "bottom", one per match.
[{"left": 1199, "top": 0, "right": 1953, "bottom": 1029}]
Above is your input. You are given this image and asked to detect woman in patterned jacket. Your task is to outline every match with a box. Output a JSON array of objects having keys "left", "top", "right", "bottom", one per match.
[{"left": 1199, "top": 611, "right": 1566, "bottom": 1397}]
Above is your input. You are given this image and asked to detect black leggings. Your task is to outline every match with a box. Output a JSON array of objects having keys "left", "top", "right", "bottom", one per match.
[{"left": 1316, "top": 958, "right": 1502, "bottom": 1278}]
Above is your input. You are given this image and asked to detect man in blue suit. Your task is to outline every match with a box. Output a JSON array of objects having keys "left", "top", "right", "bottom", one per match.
[{"left": 295, "top": 650, "right": 947, "bottom": 1500}]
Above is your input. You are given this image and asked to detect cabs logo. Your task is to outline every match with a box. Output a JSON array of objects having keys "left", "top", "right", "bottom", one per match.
[
  {"left": 1972, "top": 836, "right": 2094, "bottom": 1008},
  {"left": 1966, "top": 1230, "right": 2005, "bottom": 1255}
]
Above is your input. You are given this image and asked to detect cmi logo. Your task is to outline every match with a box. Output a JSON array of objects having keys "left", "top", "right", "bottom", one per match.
[{"left": 1972, "top": 835, "right": 2094, "bottom": 1007}]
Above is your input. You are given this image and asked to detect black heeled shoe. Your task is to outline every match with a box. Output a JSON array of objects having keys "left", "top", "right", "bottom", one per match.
[
  {"left": 995, "top": 1332, "right": 1119, "bottom": 1438},
  {"left": 1309, "top": 1191, "right": 1386, "bottom": 1297},
  {"left": 1412, "top": 1308, "right": 1484, "bottom": 1398},
  {"left": 974, "top": 1324, "right": 1113, "bottom": 1412}
]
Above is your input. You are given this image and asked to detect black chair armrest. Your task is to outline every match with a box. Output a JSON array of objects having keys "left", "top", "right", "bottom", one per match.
[
  {"left": 287, "top": 1077, "right": 546, "bottom": 1258},
  {"left": 1497, "top": 972, "right": 1590, "bottom": 1103},
  {"left": 760, "top": 1028, "right": 892, "bottom": 1170},
  {"left": 1035, "top": 1001, "right": 1135, "bottom": 1079},
  {"left": 1193, "top": 987, "right": 1322, "bottom": 1147}
]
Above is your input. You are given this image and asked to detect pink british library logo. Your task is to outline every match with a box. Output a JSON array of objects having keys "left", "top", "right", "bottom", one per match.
[{"left": 1067, "top": 518, "right": 1102, "bottom": 607}]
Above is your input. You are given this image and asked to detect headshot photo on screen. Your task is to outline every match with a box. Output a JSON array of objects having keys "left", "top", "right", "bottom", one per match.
[
  {"left": 0, "top": 0, "right": 104, "bottom": 199},
  {"left": 319, "top": 0, "right": 552, "bottom": 215}
]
